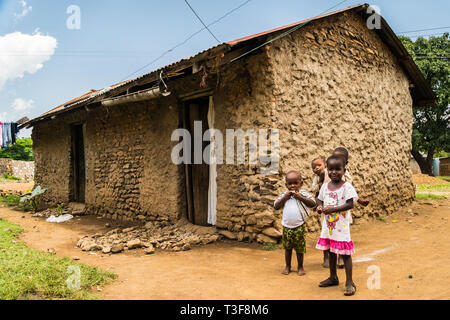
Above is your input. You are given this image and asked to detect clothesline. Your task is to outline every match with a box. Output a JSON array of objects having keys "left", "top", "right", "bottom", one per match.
[{"left": 0, "top": 122, "right": 20, "bottom": 149}]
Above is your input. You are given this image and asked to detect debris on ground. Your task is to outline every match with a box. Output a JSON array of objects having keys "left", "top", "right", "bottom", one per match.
[
  {"left": 46, "top": 214, "right": 74, "bottom": 223},
  {"left": 76, "top": 219, "right": 221, "bottom": 254}
]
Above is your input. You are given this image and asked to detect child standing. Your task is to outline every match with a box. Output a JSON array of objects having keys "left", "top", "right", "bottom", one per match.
[
  {"left": 313, "top": 148, "right": 369, "bottom": 268},
  {"left": 315, "top": 155, "right": 358, "bottom": 296},
  {"left": 274, "top": 170, "right": 316, "bottom": 276}
]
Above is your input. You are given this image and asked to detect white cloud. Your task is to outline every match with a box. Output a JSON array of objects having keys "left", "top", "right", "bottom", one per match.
[
  {"left": 0, "top": 31, "right": 57, "bottom": 89},
  {"left": 14, "top": 0, "right": 32, "bottom": 21},
  {"left": 0, "top": 112, "right": 8, "bottom": 121},
  {"left": 12, "top": 98, "right": 34, "bottom": 111}
]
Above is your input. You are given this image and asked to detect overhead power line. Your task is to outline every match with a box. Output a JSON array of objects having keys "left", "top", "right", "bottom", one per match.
[
  {"left": 229, "top": 0, "right": 349, "bottom": 64},
  {"left": 397, "top": 26, "right": 450, "bottom": 34},
  {"left": 184, "top": 0, "right": 221, "bottom": 44},
  {"left": 409, "top": 32, "right": 449, "bottom": 38},
  {"left": 119, "top": 0, "right": 252, "bottom": 82}
]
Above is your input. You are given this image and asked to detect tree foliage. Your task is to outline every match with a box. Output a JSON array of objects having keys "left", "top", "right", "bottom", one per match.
[
  {"left": 0, "top": 138, "right": 34, "bottom": 161},
  {"left": 399, "top": 33, "right": 450, "bottom": 175}
]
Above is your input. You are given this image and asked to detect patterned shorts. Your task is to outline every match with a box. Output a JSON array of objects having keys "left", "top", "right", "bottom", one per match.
[{"left": 282, "top": 225, "right": 306, "bottom": 253}]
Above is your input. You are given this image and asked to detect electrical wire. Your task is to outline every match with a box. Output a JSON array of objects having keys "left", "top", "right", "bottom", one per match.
[
  {"left": 184, "top": 0, "right": 221, "bottom": 44},
  {"left": 228, "top": 0, "right": 349, "bottom": 64},
  {"left": 397, "top": 26, "right": 450, "bottom": 34},
  {"left": 118, "top": 0, "right": 252, "bottom": 82}
]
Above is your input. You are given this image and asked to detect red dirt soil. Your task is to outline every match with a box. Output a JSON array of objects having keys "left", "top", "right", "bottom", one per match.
[
  {"left": 412, "top": 174, "right": 449, "bottom": 185},
  {"left": 1, "top": 199, "right": 449, "bottom": 300}
]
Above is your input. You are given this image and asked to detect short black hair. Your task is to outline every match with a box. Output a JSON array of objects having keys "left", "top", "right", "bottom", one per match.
[
  {"left": 333, "top": 147, "right": 349, "bottom": 162},
  {"left": 286, "top": 170, "right": 302, "bottom": 181},
  {"left": 326, "top": 154, "right": 346, "bottom": 168}
]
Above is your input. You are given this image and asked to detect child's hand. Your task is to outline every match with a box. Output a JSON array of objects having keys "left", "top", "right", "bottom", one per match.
[
  {"left": 283, "top": 191, "right": 293, "bottom": 201},
  {"left": 292, "top": 192, "right": 303, "bottom": 200},
  {"left": 317, "top": 206, "right": 324, "bottom": 214}
]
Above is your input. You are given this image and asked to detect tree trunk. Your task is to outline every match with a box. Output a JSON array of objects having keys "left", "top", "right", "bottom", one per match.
[{"left": 411, "top": 148, "right": 433, "bottom": 176}]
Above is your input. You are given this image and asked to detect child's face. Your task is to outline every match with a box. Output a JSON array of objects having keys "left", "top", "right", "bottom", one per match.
[
  {"left": 311, "top": 159, "right": 326, "bottom": 176},
  {"left": 332, "top": 151, "right": 348, "bottom": 165},
  {"left": 327, "top": 159, "right": 344, "bottom": 182},
  {"left": 285, "top": 173, "right": 302, "bottom": 191}
]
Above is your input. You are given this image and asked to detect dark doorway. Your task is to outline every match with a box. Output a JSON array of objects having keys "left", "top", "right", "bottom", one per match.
[
  {"left": 182, "top": 97, "right": 210, "bottom": 226},
  {"left": 71, "top": 124, "right": 86, "bottom": 203}
]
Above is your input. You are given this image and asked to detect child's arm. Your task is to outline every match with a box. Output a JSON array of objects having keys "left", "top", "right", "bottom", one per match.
[
  {"left": 322, "top": 199, "right": 354, "bottom": 215},
  {"left": 293, "top": 191, "right": 316, "bottom": 208},
  {"left": 274, "top": 192, "right": 292, "bottom": 210}
]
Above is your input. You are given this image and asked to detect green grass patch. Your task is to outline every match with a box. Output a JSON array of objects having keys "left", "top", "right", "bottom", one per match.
[
  {"left": 0, "top": 218, "right": 116, "bottom": 300},
  {"left": 437, "top": 176, "right": 450, "bottom": 182},
  {"left": 416, "top": 193, "right": 446, "bottom": 200},
  {"left": 1, "top": 174, "right": 22, "bottom": 181},
  {"left": 0, "top": 194, "right": 21, "bottom": 206},
  {"left": 263, "top": 243, "right": 281, "bottom": 251},
  {"left": 416, "top": 184, "right": 450, "bottom": 192}
]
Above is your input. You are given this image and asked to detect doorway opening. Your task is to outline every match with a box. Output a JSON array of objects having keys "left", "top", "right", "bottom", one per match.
[
  {"left": 182, "top": 97, "right": 210, "bottom": 226},
  {"left": 70, "top": 124, "right": 86, "bottom": 203}
]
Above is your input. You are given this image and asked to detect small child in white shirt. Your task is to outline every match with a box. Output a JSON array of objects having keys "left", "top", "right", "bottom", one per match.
[{"left": 274, "top": 170, "right": 316, "bottom": 276}]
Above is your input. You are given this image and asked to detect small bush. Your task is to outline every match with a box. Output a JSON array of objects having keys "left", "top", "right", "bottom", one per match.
[{"left": 0, "top": 194, "right": 21, "bottom": 206}]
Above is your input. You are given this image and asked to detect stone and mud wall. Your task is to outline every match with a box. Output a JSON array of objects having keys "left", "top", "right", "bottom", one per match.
[
  {"left": 212, "top": 11, "right": 415, "bottom": 242},
  {"left": 0, "top": 158, "right": 34, "bottom": 181}
]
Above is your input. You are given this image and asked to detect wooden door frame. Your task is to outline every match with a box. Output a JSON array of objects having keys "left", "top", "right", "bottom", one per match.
[{"left": 180, "top": 93, "right": 212, "bottom": 225}]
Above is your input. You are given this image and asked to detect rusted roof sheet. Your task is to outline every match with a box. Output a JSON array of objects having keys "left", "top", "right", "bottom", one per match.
[
  {"left": 22, "top": 3, "right": 436, "bottom": 128},
  {"left": 226, "top": 4, "right": 363, "bottom": 46}
]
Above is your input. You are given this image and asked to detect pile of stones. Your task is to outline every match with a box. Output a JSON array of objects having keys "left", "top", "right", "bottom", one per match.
[{"left": 76, "top": 219, "right": 221, "bottom": 255}]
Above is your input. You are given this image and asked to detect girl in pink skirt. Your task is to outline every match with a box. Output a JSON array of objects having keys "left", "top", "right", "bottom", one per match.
[{"left": 315, "top": 154, "right": 358, "bottom": 296}]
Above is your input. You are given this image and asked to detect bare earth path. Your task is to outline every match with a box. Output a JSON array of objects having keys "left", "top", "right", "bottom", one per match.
[{"left": 0, "top": 199, "right": 449, "bottom": 300}]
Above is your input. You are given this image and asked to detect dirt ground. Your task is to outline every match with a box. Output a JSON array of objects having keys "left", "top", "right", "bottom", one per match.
[
  {"left": 0, "top": 181, "right": 34, "bottom": 194},
  {"left": 1, "top": 197, "right": 449, "bottom": 300}
]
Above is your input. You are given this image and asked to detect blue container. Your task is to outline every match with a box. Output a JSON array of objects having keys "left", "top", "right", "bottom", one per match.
[{"left": 432, "top": 158, "right": 440, "bottom": 176}]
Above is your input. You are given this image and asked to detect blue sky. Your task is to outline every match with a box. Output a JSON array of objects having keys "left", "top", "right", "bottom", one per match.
[{"left": 0, "top": 0, "right": 449, "bottom": 137}]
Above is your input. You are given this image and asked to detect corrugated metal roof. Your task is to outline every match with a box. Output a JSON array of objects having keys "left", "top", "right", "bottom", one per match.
[
  {"left": 226, "top": 4, "right": 363, "bottom": 46},
  {"left": 22, "top": 3, "right": 436, "bottom": 128}
]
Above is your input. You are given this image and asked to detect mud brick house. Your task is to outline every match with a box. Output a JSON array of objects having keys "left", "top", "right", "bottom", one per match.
[{"left": 22, "top": 4, "right": 435, "bottom": 243}]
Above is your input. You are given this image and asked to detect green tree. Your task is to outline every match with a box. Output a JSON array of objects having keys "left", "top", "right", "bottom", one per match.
[
  {"left": 399, "top": 33, "right": 450, "bottom": 175},
  {"left": 0, "top": 138, "right": 34, "bottom": 161}
]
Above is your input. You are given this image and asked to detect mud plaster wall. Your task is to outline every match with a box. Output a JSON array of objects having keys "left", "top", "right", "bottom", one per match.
[
  {"left": 211, "top": 12, "right": 415, "bottom": 242},
  {"left": 32, "top": 98, "right": 185, "bottom": 223},
  {"left": 265, "top": 11, "right": 415, "bottom": 230}
]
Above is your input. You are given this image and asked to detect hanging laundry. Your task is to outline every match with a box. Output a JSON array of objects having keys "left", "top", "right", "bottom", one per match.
[
  {"left": 0, "top": 122, "right": 19, "bottom": 148},
  {"left": 1, "top": 123, "right": 7, "bottom": 148},
  {"left": 11, "top": 123, "right": 19, "bottom": 144}
]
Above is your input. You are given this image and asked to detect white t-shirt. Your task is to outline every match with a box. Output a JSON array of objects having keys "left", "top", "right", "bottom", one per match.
[
  {"left": 318, "top": 181, "right": 358, "bottom": 242},
  {"left": 274, "top": 190, "right": 315, "bottom": 228}
]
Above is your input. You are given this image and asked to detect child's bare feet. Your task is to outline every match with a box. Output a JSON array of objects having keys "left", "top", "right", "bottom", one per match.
[
  {"left": 358, "top": 198, "right": 369, "bottom": 207},
  {"left": 297, "top": 268, "right": 306, "bottom": 276},
  {"left": 282, "top": 266, "right": 291, "bottom": 275}
]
